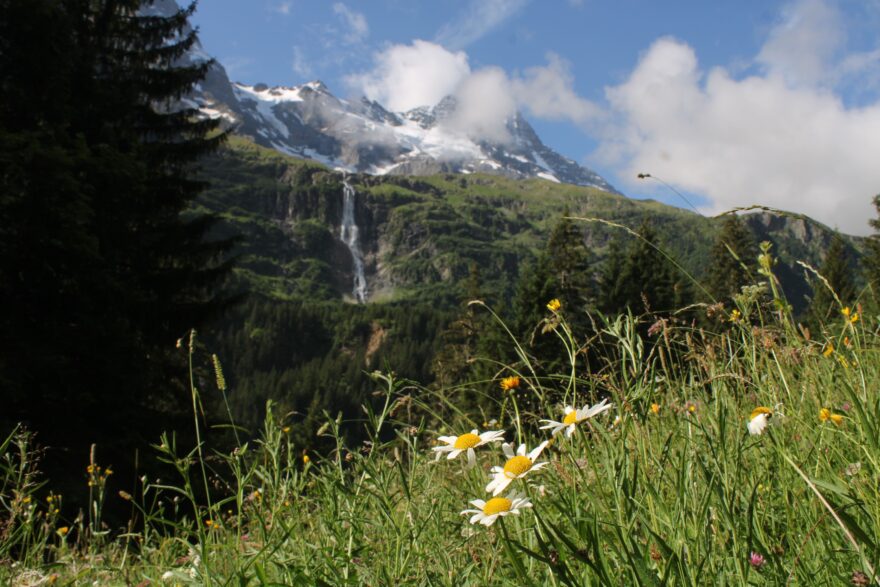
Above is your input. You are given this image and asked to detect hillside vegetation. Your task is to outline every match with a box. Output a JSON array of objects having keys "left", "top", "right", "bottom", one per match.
[
  {"left": 194, "top": 137, "right": 863, "bottom": 441},
  {"left": 200, "top": 137, "right": 856, "bottom": 307},
  {"left": 3, "top": 260, "right": 879, "bottom": 585}
]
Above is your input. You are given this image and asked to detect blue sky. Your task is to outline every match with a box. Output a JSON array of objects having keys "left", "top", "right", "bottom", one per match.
[{"left": 191, "top": 0, "right": 880, "bottom": 234}]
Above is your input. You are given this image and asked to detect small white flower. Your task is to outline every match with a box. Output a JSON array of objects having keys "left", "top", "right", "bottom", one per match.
[
  {"left": 461, "top": 491, "right": 532, "bottom": 526},
  {"left": 161, "top": 571, "right": 175, "bottom": 582},
  {"left": 747, "top": 407, "right": 773, "bottom": 435},
  {"left": 433, "top": 429, "right": 505, "bottom": 468},
  {"left": 540, "top": 398, "right": 613, "bottom": 437},
  {"left": 486, "top": 441, "right": 549, "bottom": 496}
]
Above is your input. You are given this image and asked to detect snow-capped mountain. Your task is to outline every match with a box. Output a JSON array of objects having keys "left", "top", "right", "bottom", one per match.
[
  {"left": 155, "top": 0, "right": 617, "bottom": 191},
  {"left": 191, "top": 71, "right": 616, "bottom": 191}
]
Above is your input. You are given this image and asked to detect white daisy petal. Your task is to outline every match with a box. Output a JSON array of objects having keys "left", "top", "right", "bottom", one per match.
[
  {"left": 748, "top": 413, "right": 770, "bottom": 435},
  {"left": 527, "top": 440, "right": 549, "bottom": 461},
  {"left": 434, "top": 429, "right": 504, "bottom": 464}
]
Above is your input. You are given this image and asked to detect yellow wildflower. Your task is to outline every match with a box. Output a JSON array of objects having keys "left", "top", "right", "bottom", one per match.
[
  {"left": 546, "top": 298, "right": 562, "bottom": 312},
  {"left": 57, "top": 527, "right": 69, "bottom": 536},
  {"left": 819, "top": 408, "right": 830, "bottom": 422},
  {"left": 500, "top": 375, "right": 521, "bottom": 392},
  {"left": 842, "top": 307, "right": 851, "bottom": 317},
  {"left": 850, "top": 313, "right": 860, "bottom": 324},
  {"left": 650, "top": 403, "right": 660, "bottom": 415},
  {"left": 823, "top": 343, "right": 834, "bottom": 358},
  {"left": 830, "top": 413, "right": 844, "bottom": 426},
  {"left": 303, "top": 454, "right": 311, "bottom": 465},
  {"left": 728, "top": 309, "right": 741, "bottom": 323}
]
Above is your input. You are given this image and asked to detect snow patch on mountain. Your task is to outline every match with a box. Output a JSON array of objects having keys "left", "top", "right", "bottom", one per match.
[{"left": 174, "top": 16, "right": 616, "bottom": 191}]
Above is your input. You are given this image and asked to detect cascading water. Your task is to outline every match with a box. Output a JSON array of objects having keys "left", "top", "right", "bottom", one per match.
[{"left": 340, "top": 176, "right": 368, "bottom": 303}]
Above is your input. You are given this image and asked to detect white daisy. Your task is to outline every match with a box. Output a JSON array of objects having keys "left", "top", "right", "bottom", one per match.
[
  {"left": 539, "top": 398, "right": 613, "bottom": 437},
  {"left": 485, "top": 441, "right": 550, "bottom": 496},
  {"left": 747, "top": 406, "right": 773, "bottom": 435},
  {"left": 461, "top": 491, "right": 532, "bottom": 526},
  {"left": 432, "top": 429, "right": 505, "bottom": 468}
]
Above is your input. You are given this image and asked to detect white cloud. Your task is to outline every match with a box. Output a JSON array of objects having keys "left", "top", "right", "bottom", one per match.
[
  {"left": 435, "top": 0, "right": 530, "bottom": 49},
  {"left": 333, "top": 3, "right": 369, "bottom": 45},
  {"left": 448, "top": 67, "right": 517, "bottom": 143},
  {"left": 273, "top": 2, "right": 292, "bottom": 16},
  {"left": 599, "top": 33, "right": 880, "bottom": 235},
  {"left": 346, "top": 40, "right": 471, "bottom": 112},
  {"left": 348, "top": 41, "right": 603, "bottom": 144},
  {"left": 512, "top": 53, "right": 603, "bottom": 128},
  {"left": 292, "top": 46, "right": 312, "bottom": 79},
  {"left": 756, "top": 0, "right": 842, "bottom": 87}
]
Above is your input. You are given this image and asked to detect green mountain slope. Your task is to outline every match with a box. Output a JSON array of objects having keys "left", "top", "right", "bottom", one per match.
[
  {"left": 195, "top": 137, "right": 862, "bottom": 439},
  {"left": 198, "top": 136, "right": 857, "bottom": 308}
]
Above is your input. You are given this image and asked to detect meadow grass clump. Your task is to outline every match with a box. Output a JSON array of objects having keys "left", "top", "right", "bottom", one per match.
[{"left": 2, "top": 253, "right": 880, "bottom": 585}]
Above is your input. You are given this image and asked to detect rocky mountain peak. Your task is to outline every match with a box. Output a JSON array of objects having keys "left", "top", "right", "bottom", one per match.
[{"left": 185, "top": 43, "right": 618, "bottom": 192}]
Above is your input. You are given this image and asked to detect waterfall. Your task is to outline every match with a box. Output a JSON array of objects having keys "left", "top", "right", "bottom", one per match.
[{"left": 340, "top": 176, "right": 368, "bottom": 303}]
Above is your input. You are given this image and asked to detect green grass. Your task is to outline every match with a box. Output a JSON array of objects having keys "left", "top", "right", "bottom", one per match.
[{"left": 3, "top": 265, "right": 880, "bottom": 585}]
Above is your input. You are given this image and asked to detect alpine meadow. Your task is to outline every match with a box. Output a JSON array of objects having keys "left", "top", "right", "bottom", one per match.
[{"left": 3, "top": 1, "right": 880, "bottom": 585}]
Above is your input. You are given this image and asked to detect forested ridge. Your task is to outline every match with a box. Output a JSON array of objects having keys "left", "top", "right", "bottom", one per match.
[{"left": 0, "top": 0, "right": 234, "bottom": 501}]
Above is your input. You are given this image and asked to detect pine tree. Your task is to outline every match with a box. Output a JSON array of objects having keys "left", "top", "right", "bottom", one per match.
[
  {"left": 545, "top": 209, "right": 594, "bottom": 312},
  {"left": 432, "top": 263, "right": 484, "bottom": 388},
  {"left": 0, "top": 0, "right": 234, "bottom": 484},
  {"left": 809, "top": 233, "right": 855, "bottom": 326},
  {"left": 706, "top": 215, "right": 758, "bottom": 302},
  {"left": 599, "top": 222, "right": 679, "bottom": 316},
  {"left": 862, "top": 195, "right": 880, "bottom": 304},
  {"left": 508, "top": 210, "right": 595, "bottom": 375},
  {"left": 516, "top": 211, "right": 593, "bottom": 328},
  {"left": 597, "top": 234, "right": 625, "bottom": 314}
]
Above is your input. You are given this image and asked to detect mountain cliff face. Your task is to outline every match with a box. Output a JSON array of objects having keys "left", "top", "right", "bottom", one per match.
[
  {"left": 189, "top": 68, "right": 617, "bottom": 191},
  {"left": 199, "top": 137, "right": 859, "bottom": 311}
]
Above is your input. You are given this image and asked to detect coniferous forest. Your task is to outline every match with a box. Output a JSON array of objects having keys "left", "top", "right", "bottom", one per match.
[
  {"left": 4, "top": 2, "right": 880, "bottom": 584},
  {"left": 0, "top": 0, "right": 234, "bottom": 501}
]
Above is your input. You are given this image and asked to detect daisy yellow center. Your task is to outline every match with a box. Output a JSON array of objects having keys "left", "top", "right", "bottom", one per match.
[
  {"left": 453, "top": 433, "right": 481, "bottom": 449},
  {"left": 750, "top": 406, "right": 772, "bottom": 421},
  {"left": 482, "top": 497, "right": 512, "bottom": 516},
  {"left": 503, "top": 455, "right": 533, "bottom": 478},
  {"left": 563, "top": 411, "right": 579, "bottom": 425}
]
